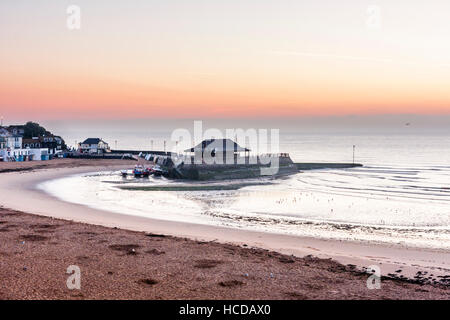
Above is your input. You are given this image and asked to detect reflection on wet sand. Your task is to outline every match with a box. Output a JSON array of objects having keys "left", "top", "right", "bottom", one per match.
[{"left": 39, "top": 165, "right": 450, "bottom": 249}]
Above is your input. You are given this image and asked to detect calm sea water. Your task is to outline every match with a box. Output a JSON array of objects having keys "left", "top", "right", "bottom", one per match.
[{"left": 38, "top": 121, "right": 450, "bottom": 249}]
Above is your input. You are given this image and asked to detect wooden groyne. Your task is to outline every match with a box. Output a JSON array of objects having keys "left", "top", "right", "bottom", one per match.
[{"left": 295, "top": 163, "right": 363, "bottom": 170}]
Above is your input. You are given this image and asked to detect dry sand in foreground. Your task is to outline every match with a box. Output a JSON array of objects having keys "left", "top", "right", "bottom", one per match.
[
  {"left": 0, "top": 158, "right": 449, "bottom": 299},
  {"left": 0, "top": 207, "right": 449, "bottom": 300}
]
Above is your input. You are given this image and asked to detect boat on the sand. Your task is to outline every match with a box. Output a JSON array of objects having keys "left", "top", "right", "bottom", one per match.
[
  {"left": 142, "top": 167, "right": 151, "bottom": 177},
  {"left": 133, "top": 165, "right": 145, "bottom": 177},
  {"left": 150, "top": 165, "right": 168, "bottom": 177}
]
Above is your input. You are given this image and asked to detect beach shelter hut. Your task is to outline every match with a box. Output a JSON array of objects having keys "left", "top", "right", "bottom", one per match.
[{"left": 184, "top": 139, "right": 250, "bottom": 164}]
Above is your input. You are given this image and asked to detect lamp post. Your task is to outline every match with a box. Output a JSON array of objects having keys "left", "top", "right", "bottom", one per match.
[{"left": 353, "top": 145, "right": 356, "bottom": 164}]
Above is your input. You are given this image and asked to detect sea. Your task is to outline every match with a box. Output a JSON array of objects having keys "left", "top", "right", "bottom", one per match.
[{"left": 37, "top": 117, "right": 450, "bottom": 249}]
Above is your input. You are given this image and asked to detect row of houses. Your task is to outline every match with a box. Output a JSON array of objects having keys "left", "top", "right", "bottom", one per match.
[{"left": 0, "top": 125, "right": 64, "bottom": 162}]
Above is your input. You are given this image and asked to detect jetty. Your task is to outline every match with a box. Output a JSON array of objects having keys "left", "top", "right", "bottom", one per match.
[
  {"left": 129, "top": 139, "right": 363, "bottom": 180},
  {"left": 295, "top": 163, "right": 362, "bottom": 170},
  {"left": 175, "top": 160, "right": 362, "bottom": 180}
]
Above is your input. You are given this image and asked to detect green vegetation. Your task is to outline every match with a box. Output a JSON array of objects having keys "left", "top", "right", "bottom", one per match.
[
  {"left": 23, "top": 121, "right": 67, "bottom": 150},
  {"left": 23, "top": 122, "right": 51, "bottom": 138}
]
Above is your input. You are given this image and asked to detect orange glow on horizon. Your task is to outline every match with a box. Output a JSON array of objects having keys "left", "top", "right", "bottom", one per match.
[{"left": 1, "top": 1, "right": 450, "bottom": 120}]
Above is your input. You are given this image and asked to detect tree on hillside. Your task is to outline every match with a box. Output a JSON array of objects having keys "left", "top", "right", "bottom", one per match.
[
  {"left": 23, "top": 122, "right": 68, "bottom": 150},
  {"left": 23, "top": 122, "right": 51, "bottom": 138}
]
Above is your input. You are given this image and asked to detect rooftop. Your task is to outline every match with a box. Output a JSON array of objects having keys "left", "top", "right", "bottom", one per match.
[
  {"left": 81, "top": 138, "right": 106, "bottom": 145},
  {"left": 185, "top": 139, "right": 250, "bottom": 153}
]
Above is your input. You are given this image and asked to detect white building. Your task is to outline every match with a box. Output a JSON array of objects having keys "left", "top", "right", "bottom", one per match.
[
  {"left": 0, "top": 127, "right": 31, "bottom": 161},
  {"left": 0, "top": 148, "right": 32, "bottom": 162},
  {"left": 78, "top": 138, "right": 110, "bottom": 154},
  {"left": 0, "top": 127, "right": 22, "bottom": 149},
  {"left": 27, "top": 148, "right": 50, "bottom": 161}
]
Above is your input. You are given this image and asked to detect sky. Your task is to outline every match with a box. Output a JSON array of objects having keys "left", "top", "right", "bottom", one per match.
[{"left": 1, "top": 0, "right": 450, "bottom": 122}]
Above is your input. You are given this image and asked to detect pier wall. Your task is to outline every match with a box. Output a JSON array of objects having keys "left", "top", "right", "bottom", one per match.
[
  {"left": 176, "top": 157, "right": 297, "bottom": 180},
  {"left": 111, "top": 150, "right": 173, "bottom": 156},
  {"left": 295, "top": 163, "right": 363, "bottom": 170},
  {"left": 175, "top": 160, "right": 363, "bottom": 180},
  {"left": 67, "top": 153, "right": 137, "bottom": 160}
]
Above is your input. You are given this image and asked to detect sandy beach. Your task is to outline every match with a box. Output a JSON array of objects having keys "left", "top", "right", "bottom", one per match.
[{"left": 0, "top": 159, "right": 449, "bottom": 299}]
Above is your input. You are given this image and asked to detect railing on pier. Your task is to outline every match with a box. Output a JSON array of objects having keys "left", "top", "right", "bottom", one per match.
[{"left": 171, "top": 153, "right": 291, "bottom": 166}]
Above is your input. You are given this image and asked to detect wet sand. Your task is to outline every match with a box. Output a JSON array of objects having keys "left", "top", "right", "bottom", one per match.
[
  {"left": 0, "top": 158, "right": 142, "bottom": 173},
  {"left": 0, "top": 159, "right": 449, "bottom": 299}
]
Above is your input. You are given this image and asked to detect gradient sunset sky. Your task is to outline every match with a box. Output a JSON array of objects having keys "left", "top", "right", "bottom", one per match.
[{"left": 1, "top": 0, "right": 450, "bottom": 121}]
